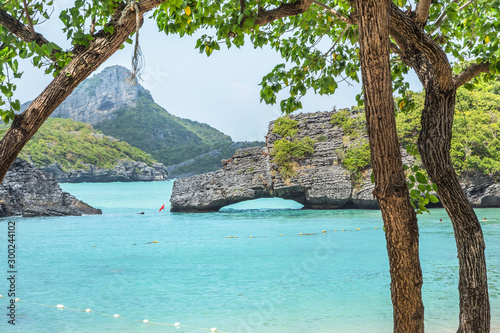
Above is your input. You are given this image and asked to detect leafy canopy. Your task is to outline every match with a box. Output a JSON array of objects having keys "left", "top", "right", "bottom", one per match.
[
  {"left": 154, "top": 0, "right": 500, "bottom": 114},
  {"left": 2, "top": 0, "right": 499, "bottom": 123}
]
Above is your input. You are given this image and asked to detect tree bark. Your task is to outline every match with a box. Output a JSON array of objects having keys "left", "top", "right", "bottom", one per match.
[
  {"left": 417, "top": 78, "right": 490, "bottom": 333},
  {"left": 388, "top": 4, "right": 491, "bottom": 329},
  {"left": 356, "top": 0, "right": 424, "bottom": 331},
  {"left": 0, "top": 0, "right": 165, "bottom": 183}
]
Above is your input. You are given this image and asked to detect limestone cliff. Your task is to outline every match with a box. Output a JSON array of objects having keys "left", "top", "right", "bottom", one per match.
[
  {"left": 50, "top": 65, "right": 149, "bottom": 125},
  {"left": 0, "top": 159, "right": 102, "bottom": 217},
  {"left": 170, "top": 111, "right": 500, "bottom": 212},
  {"left": 171, "top": 111, "right": 374, "bottom": 212}
]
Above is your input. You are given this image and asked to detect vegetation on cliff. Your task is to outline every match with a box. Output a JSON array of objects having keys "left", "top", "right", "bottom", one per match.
[
  {"left": 270, "top": 117, "right": 315, "bottom": 179},
  {"left": 334, "top": 78, "right": 500, "bottom": 180},
  {"left": 331, "top": 109, "right": 370, "bottom": 179},
  {"left": 0, "top": 118, "right": 157, "bottom": 172}
]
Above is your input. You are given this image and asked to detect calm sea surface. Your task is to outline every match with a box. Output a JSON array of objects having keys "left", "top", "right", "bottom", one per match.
[{"left": 0, "top": 181, "right": 499, "bottom": 332}]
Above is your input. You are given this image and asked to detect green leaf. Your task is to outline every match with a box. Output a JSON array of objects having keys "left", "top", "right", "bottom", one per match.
[
  {"left": 415, "top": 171, "right": 427, "bottom": 184},
  {"left": 11, "top": 99, "right": 20, "bottom": 111},
  {"left": 429, "top": 194, "right": 439, "bottom": 203}
]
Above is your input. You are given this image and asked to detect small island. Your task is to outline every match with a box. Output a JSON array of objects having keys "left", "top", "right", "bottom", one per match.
[
  {"left": 0, "top": 159, "right": 102, "bottom": 217},
  {"left": 171, "top": 110, "right": 500, "bottom": 212}
]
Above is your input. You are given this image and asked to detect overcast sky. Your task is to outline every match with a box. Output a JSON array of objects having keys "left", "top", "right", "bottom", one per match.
[{"left": 14, "top": 3, "right": 421, "bottom": 142}]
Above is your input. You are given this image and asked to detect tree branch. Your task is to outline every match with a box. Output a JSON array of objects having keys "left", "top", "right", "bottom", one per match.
[
  {"left": 389, "top": 2, "right": 453, "bottom": 90},
  {"left": 254, "top": 0, "right": 313, "bottom": 26},
  {"left": 453, "top": 62, "right": 490, "bottom": 88},
  {"left": 21, "top": 0, "right": 36, "bottom": 38},
  {"left": 324, "top": 24, "right": 350, "bottom": 57},
  {"left": 0, "top": 7, "right": 61, "bottom": 62},
  {"left": 312, "top": 0, "right": 352, "bottom": 24},
  {"left": 90, "top": 16, "right": 96, "bottom": 34},
  {"left": 431, "top": 0, "right": 459, "bottom": 33},
  {"left": 415, "top": 0, "right": 432, "bottom": 27},
  {"left": 0, "top": 0, "right": 166, "bottom": 183},
  {"left": 429, "top": 0, "right": 473, "bottom": 35}
]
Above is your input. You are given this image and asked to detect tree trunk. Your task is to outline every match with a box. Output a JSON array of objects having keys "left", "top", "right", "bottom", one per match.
[
  {"left": 356, "top": 0, "right": 424, "bottom": 331},
  {"left": 0, "top": 0, "right": 165, "bottom": 183},
  {"left": 418, "top": 82, "right": 490, "bottom": 333}
]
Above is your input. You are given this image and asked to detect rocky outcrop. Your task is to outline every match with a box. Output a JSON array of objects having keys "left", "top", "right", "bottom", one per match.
[
  {"left": 170, "top": 111, "right": 500, "bottom": 212},
  {"left": 51, "top": 66, "right": 149, "bottom": 125},
  {"left": 171, "top": 147, "right": 273, "bottom": 212},
  {"left": 171, "top": 111, "right": 368, "bottom": 212},
  {"left": 0, "top": 159, "right": 102, "bottom": 217},
  {"left": 40, "top": 160, "right": 168, "bottom": 183}
]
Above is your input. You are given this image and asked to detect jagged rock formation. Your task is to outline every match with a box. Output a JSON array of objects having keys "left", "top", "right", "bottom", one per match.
[
  {"left": 170, "top": 111, "right": 500, "bottom": 212},
  {"left": 51, "top": 65, "right": 148, "bottom": 125},
  {"left": 170, "top": 147, "right": 273, "bottom": 212},
  {"left": 0, "top": 159, "right": 102, "bottom": 217},
  {"left": 41, "top": 160, "right": 168, "bottom": 183},
  {"left": 171, "top": 111, "right": 374, "bottom": 212}
]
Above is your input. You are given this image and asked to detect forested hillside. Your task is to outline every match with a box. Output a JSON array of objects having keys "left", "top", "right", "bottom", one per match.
[
  {"left": 93, "top": 93, "right": 233, "bottom": 166},
  {"left": 0, "top": 118, "right": 157, "bottom": 172},
  {"left": 331, "top": 78, "right": 500, "bottom": 180}
]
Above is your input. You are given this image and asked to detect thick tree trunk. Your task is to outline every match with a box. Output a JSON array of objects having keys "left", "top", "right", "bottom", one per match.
[
  {"left": 356, "top": 1, "right": 424, "bottom": 331},
  {"left": 0, "top": 0, "right": 165, "bottom": 183},
  {"left": 418, "top": 83, "right": 490, "bottom": 333},
  {"left": 388, "top": 4, "right": 491, "bottom": 328}
]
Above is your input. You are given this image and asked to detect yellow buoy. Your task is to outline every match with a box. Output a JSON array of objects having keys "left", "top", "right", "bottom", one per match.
[
  {"left": 249, "top": 236, "right": 253, "bottom": 238},
  {"left": 356, "top": 228, "right": 360, "bottom": 230},
  {"left": 280, "top": 234, "right": 283, "bottom": 236},
  {"left": 235, "top": 236, "right": 237, "bottom": 238},
  {"left": 334, "top": 229, "right": 337, "bottom": 231},
  {"left": 375, "top": 227, "right": 378, "bottom": 229},
  {"left": 341, "top": 229, "right": 345, "bottom": 231},
  {"left": 322, "top": 230, "right": 326, "bottom": 233},
  {"left": 299, "top": 233, "right": 303, "bottom": 235}
]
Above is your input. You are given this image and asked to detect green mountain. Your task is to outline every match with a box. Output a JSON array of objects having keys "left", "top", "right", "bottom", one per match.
[
  {"left": 93, "top": 92, "right": 233, "bottom": 166},
  {"left": 30, "top": 65, "right": 262, "bottom": 177},
  {"left": 0, "top": 118, "right": 157, "bottom": 171}
]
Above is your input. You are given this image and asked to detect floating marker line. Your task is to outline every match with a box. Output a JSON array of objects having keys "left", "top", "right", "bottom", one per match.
[
  {"left": 106, "top": 227, "right": 382, "bottom": 247},
  {"left": 0, "top": 296, "right": 229, "bottom": 333}
]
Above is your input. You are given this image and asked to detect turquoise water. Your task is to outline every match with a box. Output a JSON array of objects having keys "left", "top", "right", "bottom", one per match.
[{"left": 0, "top": 181, "right": 499, "bottom": 333}]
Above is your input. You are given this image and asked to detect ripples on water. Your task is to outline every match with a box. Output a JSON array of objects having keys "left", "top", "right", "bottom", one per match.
[{"left": 0, "top": 182, "right": 498, "bottom": 332}]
